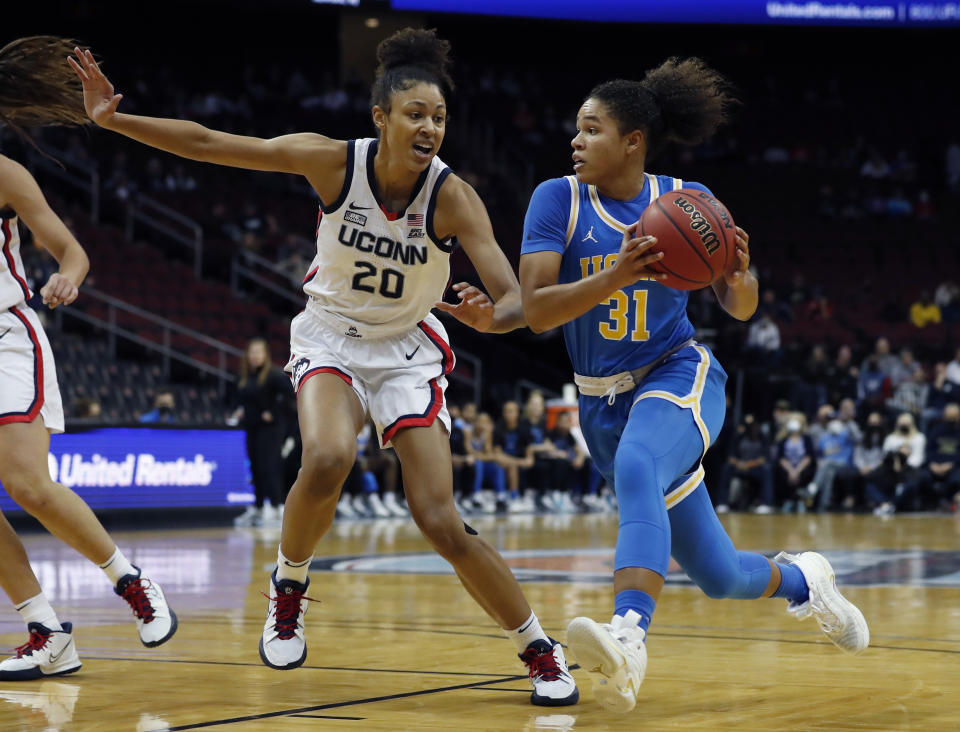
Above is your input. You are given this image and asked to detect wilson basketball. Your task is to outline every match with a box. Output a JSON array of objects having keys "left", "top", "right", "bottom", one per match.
[{"left": 638, "top": 189, "right": 737, "bottom": 290}]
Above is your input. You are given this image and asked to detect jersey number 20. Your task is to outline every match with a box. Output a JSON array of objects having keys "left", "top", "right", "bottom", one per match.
[
  {"left": 352, "top": 261, "right": 404, "bottom": 299},
  {"left": 600, "top": 289, "right": 649, "bottom": 342}
]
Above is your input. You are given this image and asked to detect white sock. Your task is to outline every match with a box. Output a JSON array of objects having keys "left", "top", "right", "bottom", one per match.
[
  {"left": 15, "top": 592, "right": 62, "bottom": 631},
  {"left": 505, "top": 611, "right": 549, "bottom": 653},
  {"left": 276, "top": 547, "right": 311, "bottom": 585},
  {"left": 99, "top": 547, "right": 138, "bottom": 587}
]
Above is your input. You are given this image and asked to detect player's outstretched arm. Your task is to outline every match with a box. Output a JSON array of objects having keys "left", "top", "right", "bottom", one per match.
[
  {"left": 0, "top": 157, "right": 88, "bottom": 309},
  {"left": 68, "top": 48, "right": 344, "bottom": 184},
  {"left": 521, "top": 223, "right": 665, "bottom": 333},
  {"left": 432, "top": 176, "right": 524, "bottom": 334},
  {"left": 710, "top": 225, "right": 757, "bottom": 321}
]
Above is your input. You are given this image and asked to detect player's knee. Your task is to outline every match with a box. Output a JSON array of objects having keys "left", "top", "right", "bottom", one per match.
[
  {"left": 2, "top": 473, "right": 57, "bottom": 516},
  {"left": 690, "top": 562, "right": 743, "bottom": 599},
  {"left": 298, "top": 444, "right": 355, "bottom": 500},
  {"left": 410, "top": 507, "right": 468, "bottom": 559}
]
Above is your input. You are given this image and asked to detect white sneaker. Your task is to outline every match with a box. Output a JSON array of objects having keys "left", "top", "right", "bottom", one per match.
[
  {"left": 353, "top": 495, "right": 374, "bottom": 518},
  {"left": 560, "top": 493, "right": 578, "bottom": 513},
  {"left": 336, "top": 495, "right": 357, "bottom": 519},
  {"left": 259, "top": 569, "right": 312, "bottom": 669},
  {"left": 566, "top": 610, "right": 647, "bottom": 713},
  {"left": 519, "top": 638, "right": 579, "bottom": 707},
  {"left": 508, "top": 496, "right": 529, "bottom": 514},
  {"left": 368, "top": 493, "right": 392, "bottom": 518},
  {"left": 715, "top": 503, "right": 730, "bottom": 514},
  {"left": 774, "top": 551, "right": 869, "bottom": 654},
  {"left": 478, "top": 492, "right": 497, "bottom": 514},
  {"left": 234, "top": 505, "right": 259, "bottom": 527},
  {"left": 382, "top": 492, "right": 408, "bottom": 517},
  {"left": 873, "top": 502, "right": 895, "bottom": 517},
  {"left": 115, "top": 569, "right": 178, "bottom": 647},
  {"left": 753, "top": 504, "right": 774, "bottom": 515},
  {"left": 0, "top": 623, "right": 81, "bottom": 680},
  {"left": 261, "top": 503, "right": 280, "bottom": 524}
]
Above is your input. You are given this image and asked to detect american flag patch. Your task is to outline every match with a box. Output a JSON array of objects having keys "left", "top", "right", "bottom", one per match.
[{"left": 407, "top": 213, "right": 424, "bottom": 227}]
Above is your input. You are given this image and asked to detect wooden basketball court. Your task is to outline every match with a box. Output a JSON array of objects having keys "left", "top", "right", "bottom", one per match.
[{"left": 1, "top": 512, "right": 958, "bottom": 730}]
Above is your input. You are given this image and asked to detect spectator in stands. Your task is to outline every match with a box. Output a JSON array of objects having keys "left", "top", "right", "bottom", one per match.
[
  {"left": 888, "top": 348, "right": 918, "bottom": 389},
  {"left": 920, "top": 403, "right": 960, "bottom": 511},
  {"left": 813, "top": 418, "right": 858, "bottom": 511},
  {"left": 774, "top": 416, "right": 817, "bottom": 512},
  {"left": 886, "top": 367, "right": 929, "bottom": 423},
  {"left": 857, "top": 355, "right": 891, "bottom": 415},
  {"left": 909, "top": 291, "right": 941, "bottom": 329},
  {"left": 825, "top": 346, "right": 859, "bottom": 406},
  {"left": 74, "top": 397, "right": 102, "bottom": 420},
  {"left": 946, "top": 347, "right": 960, "bottom": 386},
  {"left": 927, "top": 362, "right": 960, "bottom": 425},
  {"left": 886, "top": 188, "right": 913, "bottom": 217},
  {"left": 139, "top": 389, "right": 176, "bottom": 423},
  {"left": 856, "top": 412, "right": 889, "bottom": 512},
  {"left": 231, "top": 338, "right": 292, "bottom": 526},
  {"left": 758, "top": 288, "right": 792, "bottom": 322},
  {"left": 465, "top": 412, "right": 507, "bottom": 513},
  {"left": 935, "top": 281, "right": 960, "bottom": 322},
  {"left": 544, "top": 411, "right": 587, "bottom": 513},
  {"left": 493, "top": 401, "right": 534, "bottom": 509},
  {"left": 860, "top": 148, "right": 890, "bottom": 180},
  {"left": 877, "top": 412, "right": 927, "bottom": 513},
  {"left": 746, "top": 311, "right": 780, "bottom": 366},
  {"left": 837, "top": 398, "right": 863, "bottom": 445},
  {"left": 770, "top": 398, "right": 793, "bottom": 443},
  {"left": 523, "top": 390, "right": 557, "bottom": 509},
  {"left": 862, "top": 337, "right": 898, "bottom": 379},
  {"left": 796, "top": 345, "right": 829, "bottom": 416},
  {"left": 448, "top": 404, "right": 473, "bottom": 500},
  {"left": 356, "top": 420, "right": 406, "bottom": 518},
  {"left": 808, "top": 403, "right": 836, "bottom": 447},
  {"left": 718, "top": 414, "right": 775, "bottom": 513},
  {"left": 803, "top": 289, "right": 833, "bottom": 321}
]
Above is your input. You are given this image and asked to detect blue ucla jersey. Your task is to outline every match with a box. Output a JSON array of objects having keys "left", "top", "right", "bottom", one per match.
[{"left": 522, "top": 173, "right": 713, "bottom": 377}]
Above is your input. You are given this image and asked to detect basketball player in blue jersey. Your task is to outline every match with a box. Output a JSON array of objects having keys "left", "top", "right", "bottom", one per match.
[
  {"left": 72, "top": 29, "right": 578, "bottom": 706},
  {"left": 0, "top": 37, "right": 176, "bottom": 682},
  {"left": 519, "top": 58, "right": 868, "bottom": 712}
]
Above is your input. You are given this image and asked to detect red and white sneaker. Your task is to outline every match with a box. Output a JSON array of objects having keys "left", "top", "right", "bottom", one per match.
[
  {"left": 259, "top": 569, "right": 314, "bottom": 670},
  {"left": 0, "top": 622, "right": 81, "bottom": 680},
  {"left": 519, "top": 638, "right": 579, "bottom": 706},
  {"left": 115, "top": 568, "right": 178, "bottom": 647}
]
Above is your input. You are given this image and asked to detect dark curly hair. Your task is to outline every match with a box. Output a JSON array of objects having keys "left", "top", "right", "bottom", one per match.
[
  {"left": 588, "top": 57, "right": 736, "bottom": 158},
  {"left": 0, "top": 36, "right": 88, "bottom": 148},
  {"left": 370, "top": 28, "right": 454, "bottom": 112}
]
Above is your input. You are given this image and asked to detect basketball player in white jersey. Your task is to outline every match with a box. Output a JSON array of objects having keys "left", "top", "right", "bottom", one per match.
[
  {"left": 72, "top": 29, "right": 578, "bottom": 705},
  {"left": 0, "top": 37, "right": 176, "bottom": 681}
]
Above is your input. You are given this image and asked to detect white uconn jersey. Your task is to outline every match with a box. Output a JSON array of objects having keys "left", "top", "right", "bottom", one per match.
[
  {"left": 0, "top": 210, "right": 31, "bottom": 311},
  {"left": 302, "top": 138, "right": 454, "bottom": 337}
]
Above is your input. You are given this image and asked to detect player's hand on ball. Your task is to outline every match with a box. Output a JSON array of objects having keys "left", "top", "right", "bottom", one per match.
[
  {"left": 723, "top": 226, "right": 751, "bottom": 288},
  {"left": 609, "top": 222, "right": 666, "bottom": 290},
  {"left": 435, "top": 282, "right": 494, "bottom": 332},
  {"left": 40, "top": 273, "right": 79, "bottom": 309}
]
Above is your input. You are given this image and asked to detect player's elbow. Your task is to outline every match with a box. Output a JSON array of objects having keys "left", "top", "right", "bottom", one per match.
[{"left": 525, "top": 310, "right": 553, "bottom": 334}]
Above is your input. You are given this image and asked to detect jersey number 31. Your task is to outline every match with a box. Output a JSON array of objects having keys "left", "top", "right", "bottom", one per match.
[{"left": 600, "top": 289, "right": 649, "bottom": 342}]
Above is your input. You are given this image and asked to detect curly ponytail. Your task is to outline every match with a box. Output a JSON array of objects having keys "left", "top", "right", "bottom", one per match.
[
  {"left": 370, "top": 28, "right": 454, "bottom": 112},
  {"left": 0, "top": 36, "right": 88, "bottom": 146},
  {"left": 588, "top": 57, "right": 736, "bottom": 158}
]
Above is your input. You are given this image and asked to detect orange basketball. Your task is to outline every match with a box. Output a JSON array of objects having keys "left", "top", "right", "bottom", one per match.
[{"left": 638, "top": 189, "right": 737, "bottom": 290}]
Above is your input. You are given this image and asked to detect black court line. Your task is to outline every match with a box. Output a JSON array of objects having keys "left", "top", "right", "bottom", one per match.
[
  {"left": 289, "top": 715, "right": 365, "bottom": 720},
  {"left": 469, "top": 687, "right": 530, "bottom": 693},
  {"left": 165, "top": 674, "right": 525, "bottom": 730}
]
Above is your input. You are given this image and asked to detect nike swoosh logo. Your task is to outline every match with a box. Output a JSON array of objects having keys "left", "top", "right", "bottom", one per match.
[
  {"left": 0, "top": 328, "right": 10, "bottom": 340},
  {"left": 517, "top": 618, "right": 535, "bottom": 634},
  {"left": 49, "top": 638, "right": 72, "bottom": 664},
  {"left": 349, "top": 202, "right": 372, "bottom": 210},
  {"left": 405, "top": 345, "right": 421, "bottom": 360}
]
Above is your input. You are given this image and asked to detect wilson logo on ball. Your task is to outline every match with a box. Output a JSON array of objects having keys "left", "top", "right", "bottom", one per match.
[{"left": 671, "top": 196, "right": 721, "bottom": 256}]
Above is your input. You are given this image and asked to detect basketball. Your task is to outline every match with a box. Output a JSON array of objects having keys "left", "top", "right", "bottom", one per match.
[{"left": 638, "top": 189, "right": 737, "bottom": 290}]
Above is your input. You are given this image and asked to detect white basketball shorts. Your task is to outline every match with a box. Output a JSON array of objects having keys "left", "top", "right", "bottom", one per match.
[
  {"left": 0, "top": 305, "right": 64, "bottom": 433},
  {"left": 285, "top": 309, "right": 454, "bottom": 448}
]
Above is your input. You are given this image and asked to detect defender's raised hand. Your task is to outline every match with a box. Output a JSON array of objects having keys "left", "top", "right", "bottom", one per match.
[{"left": 67, "top": 47, "right": 122, "bottom": 127}]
